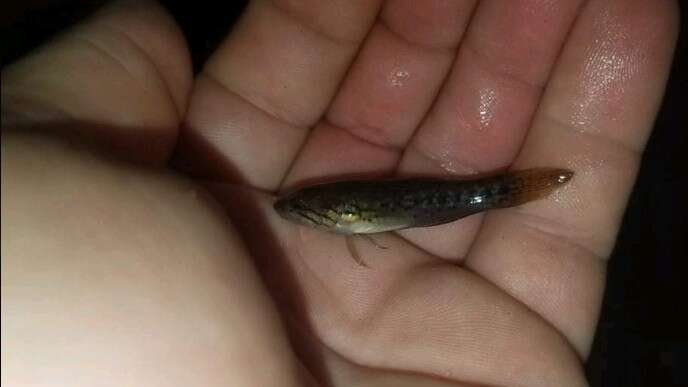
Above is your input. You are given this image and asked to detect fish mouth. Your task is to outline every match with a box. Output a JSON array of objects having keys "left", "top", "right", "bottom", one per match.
[
  {"left": 273, "top": 196, "right": 318, "bottom": 226},
  {"left": 273, "top": 197, "right": 298, "bottom": 222},
  {"left": 273, "top": 197, "right": 288, "bottom": 215}
]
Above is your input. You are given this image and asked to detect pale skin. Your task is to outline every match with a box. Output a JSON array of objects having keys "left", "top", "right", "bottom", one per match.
[{"left": 0, "top": 0, "right": 679, "bottom": 386}]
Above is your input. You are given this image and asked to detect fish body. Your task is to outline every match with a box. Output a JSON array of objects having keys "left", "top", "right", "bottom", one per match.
[{"left": 274, "top": 168, "right": 573, "bottom": 235}]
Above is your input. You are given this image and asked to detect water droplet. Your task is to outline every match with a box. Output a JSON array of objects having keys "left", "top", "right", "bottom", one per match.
[
  {"left": 388, "top": 69, "right": 410, "bottom": 87},
  {"left": 478, "top": 88, "right": 497, "bottom": 128}
]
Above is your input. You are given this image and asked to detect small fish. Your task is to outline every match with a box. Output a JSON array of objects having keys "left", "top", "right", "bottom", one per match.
[{"left": 274, "top": 168, "right": 573, "bottom": 235}]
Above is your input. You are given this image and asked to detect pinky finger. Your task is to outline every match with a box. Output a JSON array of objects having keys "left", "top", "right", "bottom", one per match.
[{"left": 465, "top": 0, "right": 679, "bottom": 358}]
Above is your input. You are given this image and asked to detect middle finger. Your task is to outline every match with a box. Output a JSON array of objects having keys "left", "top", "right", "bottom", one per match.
[{"left": 281, "top": 0, "right": 476, "bottom": 187}]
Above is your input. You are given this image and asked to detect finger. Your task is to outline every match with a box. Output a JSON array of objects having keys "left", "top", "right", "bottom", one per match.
[
  {"left": 325, "top": 0, "right": 476, "bottom": 149},
  {"left": 178, "top": 0, "right": 381, "bottom": 189},
  {"left": 281, "top": 0, "right": 475, "bottom": 186},
  {"left": 464, "top": 0, "right": 679, "bottom": 357},
  {"left": 395, "top": 0, "right": 585, "bottom": 260},
  {"left": 1, "top": 0, "right": 192, "bottom": 165}
]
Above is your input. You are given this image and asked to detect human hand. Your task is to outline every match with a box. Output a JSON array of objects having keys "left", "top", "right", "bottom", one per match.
[{"left": 2, "top": 1, "right": 679, "bottom": 386}]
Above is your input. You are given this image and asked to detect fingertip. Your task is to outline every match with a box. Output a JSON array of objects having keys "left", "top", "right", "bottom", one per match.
[{"left": 1, "top": 0, "right": 192, "bottom": 165}]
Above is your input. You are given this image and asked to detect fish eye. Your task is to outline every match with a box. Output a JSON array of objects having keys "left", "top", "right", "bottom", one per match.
[{"left": 340, "top": 211, "right": 359, "bottom": 223}]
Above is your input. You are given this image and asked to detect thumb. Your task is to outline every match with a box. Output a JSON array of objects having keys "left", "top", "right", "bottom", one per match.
[{"left": 1, "top": 0, "right": 192, "bottom": 165}]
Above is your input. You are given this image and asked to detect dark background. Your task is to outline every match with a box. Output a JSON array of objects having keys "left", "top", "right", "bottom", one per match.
[{"left": 2, "top": 1, "right": 686, "bottom": 386}]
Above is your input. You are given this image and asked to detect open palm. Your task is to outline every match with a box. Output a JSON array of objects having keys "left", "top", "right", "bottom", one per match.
[{"left": 2, "top": 1, "right": 678, "bottom": 386}]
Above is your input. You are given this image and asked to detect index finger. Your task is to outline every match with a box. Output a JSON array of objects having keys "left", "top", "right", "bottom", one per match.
[{"left": 178, "top": 0, "right": 381, "bottom": 189}]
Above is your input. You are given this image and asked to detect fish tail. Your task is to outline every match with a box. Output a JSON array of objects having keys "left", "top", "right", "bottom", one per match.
[{"left": 492, "top": 167, "right": 574, "bottom": 208}]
